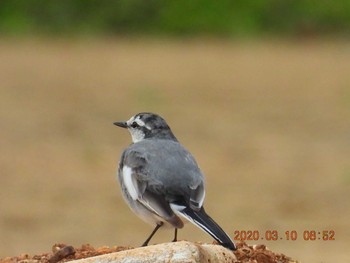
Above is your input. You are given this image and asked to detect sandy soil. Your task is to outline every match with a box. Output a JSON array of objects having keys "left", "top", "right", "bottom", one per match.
[{"left": 0, "top": 38, "right": 349, "bottom": 262}]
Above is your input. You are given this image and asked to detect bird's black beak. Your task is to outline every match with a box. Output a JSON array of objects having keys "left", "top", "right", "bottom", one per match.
[{"left": 113, "top": 121, "right": 128, "bottom": 128}]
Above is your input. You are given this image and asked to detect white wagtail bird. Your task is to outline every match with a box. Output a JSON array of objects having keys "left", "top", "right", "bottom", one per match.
[{"left": 114, "top": 112, "right": 236, "bottom": 250}]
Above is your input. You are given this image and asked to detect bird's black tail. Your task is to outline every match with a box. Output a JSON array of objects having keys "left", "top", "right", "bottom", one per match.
[{"left": 178, "top": 206, "right": 236, "bottom": 250}]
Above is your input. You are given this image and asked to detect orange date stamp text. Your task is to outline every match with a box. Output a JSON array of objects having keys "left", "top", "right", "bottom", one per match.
[{"left": 233, "top": 230, "right": 335, "bottom": 241}]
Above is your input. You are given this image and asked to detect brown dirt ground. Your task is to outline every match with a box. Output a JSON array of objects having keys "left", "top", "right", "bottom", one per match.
[{"left": 0, "top": 242, "right": 296, "bottom": 263}]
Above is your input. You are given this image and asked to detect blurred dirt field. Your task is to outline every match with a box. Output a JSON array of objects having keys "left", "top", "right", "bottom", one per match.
[{"left": 0, "top": 38, "right": 349, "bottom": 262}]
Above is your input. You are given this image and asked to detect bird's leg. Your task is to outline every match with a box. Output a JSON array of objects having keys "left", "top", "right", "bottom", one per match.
[
  {"left": 142, "top": 222, "right": 164, "bottom": 247},
  {"left": 172, "top": 228, "right": 178, "bottom": 242}
]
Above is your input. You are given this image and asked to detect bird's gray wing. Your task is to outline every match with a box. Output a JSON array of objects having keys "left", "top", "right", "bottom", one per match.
[
  {"left": 141, "top": 141, "right": 205, "bottom": 212},
  {"left": 121, "top": 141, "right": 205, "bottom": 210},
  {"left": 119, "top": 148, "right": 182, "bottom": 227}
]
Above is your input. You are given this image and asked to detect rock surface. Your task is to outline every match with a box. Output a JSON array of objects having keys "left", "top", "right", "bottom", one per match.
[{"left": 71, "top": 241, "right": 235, "bottom": 263}]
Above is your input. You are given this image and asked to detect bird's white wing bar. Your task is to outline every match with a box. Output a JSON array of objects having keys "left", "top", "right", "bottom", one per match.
[
  {"left": 122, "top": 166, "right": 139, "bottom": 200},
  {"left": 169, "top": 203, "right": 186, "bottom": 212},
  {"left": 189, "top": 183, "right": 205, "bottom": 210}
]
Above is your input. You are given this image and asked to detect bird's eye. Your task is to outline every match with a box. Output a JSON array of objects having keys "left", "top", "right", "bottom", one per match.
[{"left": 130, "top": 122, "right": 139, "bottom": 128}]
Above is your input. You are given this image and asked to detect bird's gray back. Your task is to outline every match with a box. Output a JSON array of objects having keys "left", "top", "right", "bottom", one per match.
[{"left": 119, "top": 139, "right": 204, "bottom": 202}]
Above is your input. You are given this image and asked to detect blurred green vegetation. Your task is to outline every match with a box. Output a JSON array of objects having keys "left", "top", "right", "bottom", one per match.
[{"left": 0, "top": 0, "right": 350, "bottom": 37}]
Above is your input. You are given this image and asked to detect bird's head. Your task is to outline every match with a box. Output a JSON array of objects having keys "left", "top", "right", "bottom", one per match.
[{"left": 114, "top": 112, "right": 177, "bottom": 143}]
